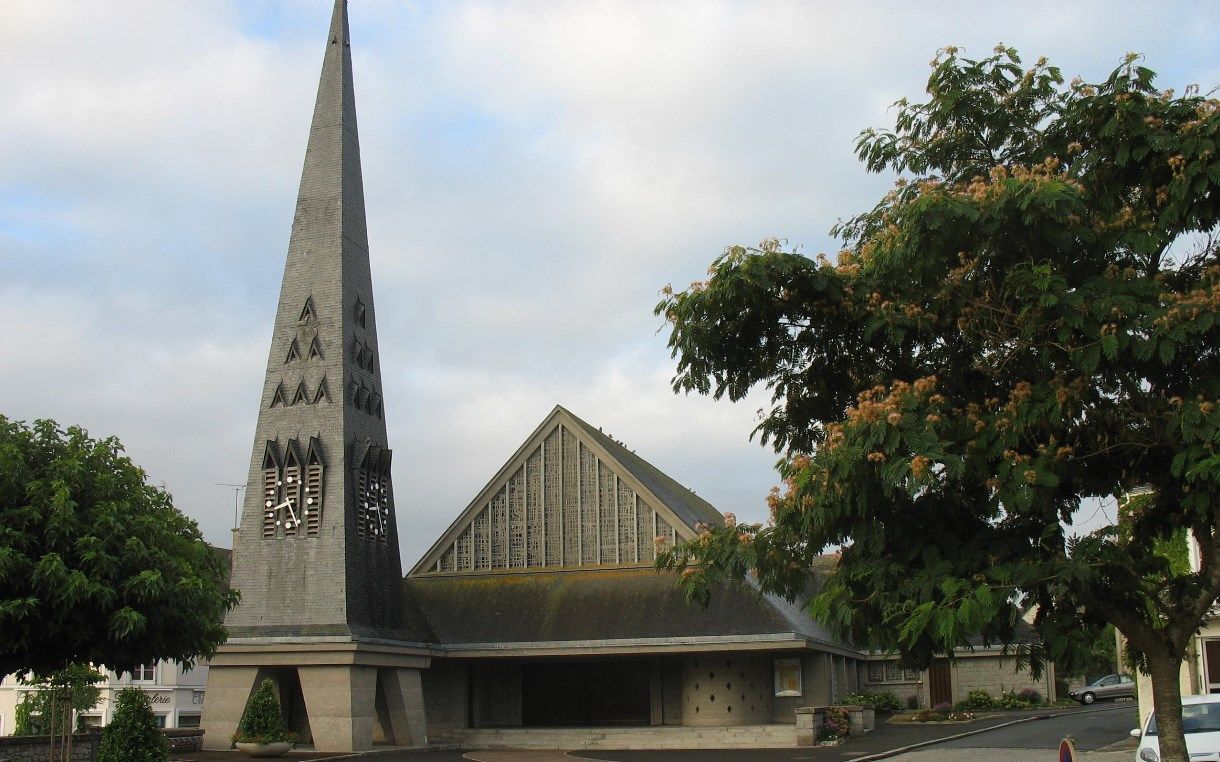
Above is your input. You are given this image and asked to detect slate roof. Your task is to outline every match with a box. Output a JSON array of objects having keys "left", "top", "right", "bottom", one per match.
[
  {"left": 402, "top": 566, "right": 856, "bottom": 655},
  {"left": 560, "top": 407, "right": 726, "bottom": 532}
]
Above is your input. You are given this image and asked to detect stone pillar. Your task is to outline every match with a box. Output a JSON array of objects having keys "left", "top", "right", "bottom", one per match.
[
  {"left": 200, "top": 665, "right": 261, "bottom": 750},
  {"left": 382, "top": 668, "right": 428, "bottom": 746},
  {"left": 298, "top": 665, "right": 377, "bottom": 752},
  {"left": 794, "top": 707, "right": 823, "bottom": 746}
]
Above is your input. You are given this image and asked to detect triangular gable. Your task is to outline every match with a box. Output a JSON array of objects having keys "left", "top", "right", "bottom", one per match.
[{"left": 410, "top": 405, "right": 715, "bottom": 575}]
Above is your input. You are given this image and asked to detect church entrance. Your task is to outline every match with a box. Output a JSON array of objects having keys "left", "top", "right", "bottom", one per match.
[{"left": 520, "top": 661, "right": 651, "bottom": 727}]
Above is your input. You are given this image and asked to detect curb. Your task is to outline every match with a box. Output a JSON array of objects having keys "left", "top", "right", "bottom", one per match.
[
  {"left": 847, "top": 715, "right": 1048, "bottom": 761},
  {"left": 313, "top": 744, "right": 460, "bottom": 760}
]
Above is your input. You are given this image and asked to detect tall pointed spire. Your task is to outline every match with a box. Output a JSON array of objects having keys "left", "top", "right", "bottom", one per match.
[
  {"left": 290, "top": 0, "right": 367, "bottom": 261},
  {"left": 221, "top": 0, "right": 409, "bottom": 643}
]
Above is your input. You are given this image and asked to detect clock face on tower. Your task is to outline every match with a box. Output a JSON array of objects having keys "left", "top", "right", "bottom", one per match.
[{"left": 260, "top": 439, "right": 326, "bottom": 539}]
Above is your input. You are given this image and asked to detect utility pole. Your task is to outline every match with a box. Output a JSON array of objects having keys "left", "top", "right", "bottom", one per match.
[{"left": 215, "top": 483, "right": 246, "bottom": 530}]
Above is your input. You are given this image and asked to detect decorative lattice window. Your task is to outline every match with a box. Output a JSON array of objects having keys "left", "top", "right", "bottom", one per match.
[
  {"left": 544, "top": 428, "right": 563, "bottom": 565},
  {"left": 508, "top": 471, "right": 526, "bottom": 567},
  {"left": 579, "top": 443, "right": 599, "bottom": 564},
  {"left": 526, "top": 449, "right": 543, "bottom": 566},
  {"left": 473, "top": 506, "right": 490, "bottom": 570},
  {"left": 490, "top": 489, "right": 507, "bottom": 568},
  {"left": 261, "top": 442, "right": 281, "bottom": 538},
  {"left": 562, "top": 427, "right": 580, "bottom": 566},
  {"left": 598, "top": 462, "right": 616, "bottom": 563},
  {"left": 635, "top": 494, "right": 653, "bottom": 561},
  {"left": 617, "top": 477, "right": 636, "bottom": 563},
  {"left": 305, "top": 438, "right": 324, "bottom": 535}
]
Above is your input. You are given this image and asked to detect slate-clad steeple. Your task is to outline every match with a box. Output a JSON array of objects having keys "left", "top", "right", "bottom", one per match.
[{"left": 224, "top": 0, "right": 410, "bottom": 642}]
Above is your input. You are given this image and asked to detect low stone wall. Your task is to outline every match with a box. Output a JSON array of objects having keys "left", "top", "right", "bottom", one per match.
[
  {"left": 164, "top": 729, "right": 204, "bottom": 752},
  {"left": 0, "top": 732, "right": 100, "bottom": 762},
  {"left": 0, "top": 729, "right": 201, "bottom": 761}
]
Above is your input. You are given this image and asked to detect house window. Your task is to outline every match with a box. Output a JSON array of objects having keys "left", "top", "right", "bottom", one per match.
[
  {"left": 774, "top": 658, "right": 803, "bottom": 697},
  {"left": 155, "top": 714, "right": 167, "bottom": 729},
  {"left": 177, "top": 713, "right": 201, "bottom": 729},
  {"left": 132, "top": 664, "right": 156, "bottom": 684},
  {"left": 868, "top": 660, "right": 919, "bottom": 684}
]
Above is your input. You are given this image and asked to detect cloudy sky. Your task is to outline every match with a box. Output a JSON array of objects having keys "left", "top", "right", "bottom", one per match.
[{"left": 2, "top": 1, "right": 1217, "bottom": 567}]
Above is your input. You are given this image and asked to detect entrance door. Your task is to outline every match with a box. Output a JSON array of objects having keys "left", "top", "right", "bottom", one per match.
[
  {"left": 520, "top": 661, "right": 650, "bottom": 726},
  {"left": 1204, "top": 640, "right": 1220, "bottom": 693},
  {"left": 928, "top": 660, "right": 953, "bottom": 707}
]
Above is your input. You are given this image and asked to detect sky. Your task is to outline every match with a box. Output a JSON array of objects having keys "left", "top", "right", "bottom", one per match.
[{"left": 2, "top": 1, "right": 1218, "bottom": 568}]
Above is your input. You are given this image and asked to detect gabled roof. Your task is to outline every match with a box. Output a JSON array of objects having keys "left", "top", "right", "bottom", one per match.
[
  {"left": 561, "top": 408, "right": 725, "bottom": 532},
  {"left": 402, "top": 567, "right": 858, "bottom": 657},
  {"left": 408, "top": 405, "right": 727, "bottom": 575}
]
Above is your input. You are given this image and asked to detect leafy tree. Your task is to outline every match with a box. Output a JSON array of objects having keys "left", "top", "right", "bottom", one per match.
[
  {"left": 656, "top": 47, "right": 1219, "bottom": 762},
  {"left": 14, "top": 663, "right": 104, "bottom": 734},
  {"left": 233, "top": 679, "right": 293, "bottom": 744},
  {"left": 98, "top": 686, "right": 168, "bottom": 762},
  {"left": 0, "top": 417, "right": 238, "bottom": 677}
]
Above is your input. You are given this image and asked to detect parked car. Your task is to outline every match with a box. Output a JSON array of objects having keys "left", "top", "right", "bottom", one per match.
[
  {"left": 1069, "top": 673, "right": 1135, "bottom": 704},
  {"left": 1131, "top": 693, "right": 1220, "bottom": 762}
]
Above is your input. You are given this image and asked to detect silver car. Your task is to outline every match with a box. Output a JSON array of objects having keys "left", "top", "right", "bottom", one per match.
[{"left": 1069, "top": 673, "right": 1135, "bottom": 704}]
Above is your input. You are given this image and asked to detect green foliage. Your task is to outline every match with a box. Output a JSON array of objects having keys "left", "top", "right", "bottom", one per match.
[
  {"left": 957, "top": 690, "right": 997, "bottom": 710},
  {"left": 1057, "top": 623, "right": 1118, "bottom": 680},
  {"left": 13, "top": 692, "right": 39, "bottom": 735},
  {"left": 656, "top": 45, "right": 1219, "bottom": 762},
  {"left": 843, "top": 690, "right": 903, "bottom": 711},
  {"left": 234, "top": 679, "right": 292, "bottom": 744},
  {"left": 14, "top": 663, "right": 105, "bottom": 736},
  {"left": 0, "top": 417, "right": 238, "bottom": 676},
  {"left": 98, "top": 687, "right": 167, "bottom": 762}
]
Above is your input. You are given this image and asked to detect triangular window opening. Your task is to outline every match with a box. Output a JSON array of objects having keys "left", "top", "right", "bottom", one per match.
[
  {"left": 308, "top": 336, "right": 324, "bottom": 360},
  {"left": 285, "top": 339, "right": 302, "bottom": 363},
  {"left": 270, "top": 383, "right": 287, "bottom": 408},
  {"left": 365, "top": 350, "right": 376, "bottom": 373},
  {"left": 292, "top": 381, "right": 310, "bottom": 406},
  {"left": 261, "top": 441, "right": 280, "bottom": 470},
  {"left": 354, "top": 298, "right": 367, "bottom": 329},
  {"left": 314, "top": 378, "right": 331, "bottom": 404},
  {"left": 306, "top": 438, "right": 325, "bottom": 467},
  {"left": 284, "top": 443, "right": 301, "bottom": 470},
  {"left": 353, "top": 386, "right": 367, "bottom": 409},
  {"left": 351, "top": 337, "right": 364, "bottom": 365},
  {"left": 364, "top": 392, "right": 378, "bottom": 416},
  {"left": 299, "top": 297, "right": 316, "bottom": 324}
]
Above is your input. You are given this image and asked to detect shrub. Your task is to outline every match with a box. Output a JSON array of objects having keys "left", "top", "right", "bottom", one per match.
[
  {"left": 98, "top": 687, "right": 167, "bottom": 762},
  {"left": 957, "top": 690, "right": 996, "bottom": 710},
  {"left": 995, "top": 690, "right": 1036, "bottom": 709},
  {"left": 843, "top": 691, "right": 903, "bottom": 712},
  {"left": 913, "top": 709, "right": 947, "bottom": 722},
  {"left": 233, "top": 679, "right": 293, "bottom": 744},
  {"left": 821, "top": 706, "right": 850, "bottom": 739},
  {"left": 1017, "top": 688, "right": 1042, "bottom": 705}
]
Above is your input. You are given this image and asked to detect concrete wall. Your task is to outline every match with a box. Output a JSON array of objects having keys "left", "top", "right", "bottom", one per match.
[
  {"left": 676, "top": 653, "right": 770, "bottom": 727},
  {"left": 950, "top": 654, "right": 1053, "bottom": 702},
  {"left": 772, "top": 653, "right": 832, "bottom": 722},
  {"left": 422, "top": 660, "right": 468, "bottom": 738}
]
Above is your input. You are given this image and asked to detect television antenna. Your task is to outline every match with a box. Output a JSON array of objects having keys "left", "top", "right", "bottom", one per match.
[{"left": 216, "top": 483, "right": 247, "bottom": 530}]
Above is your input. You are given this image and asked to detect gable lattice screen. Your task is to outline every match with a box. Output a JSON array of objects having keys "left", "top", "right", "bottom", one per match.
[{"left": 434, "top": 425, "right": 680, "bottom": 572}]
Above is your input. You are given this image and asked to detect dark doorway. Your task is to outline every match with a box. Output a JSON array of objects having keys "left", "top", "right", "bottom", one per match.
[
  {"left": 928, "top": 659, "right": 952, "bottom": 706},
  {"left": 521, "top": 661, "right": 650, "bottom": 726}
]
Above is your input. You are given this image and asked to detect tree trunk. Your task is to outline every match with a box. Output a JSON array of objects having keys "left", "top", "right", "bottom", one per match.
[{"left": 1148, "top": 652, "right": 1190, "bottom": 762}]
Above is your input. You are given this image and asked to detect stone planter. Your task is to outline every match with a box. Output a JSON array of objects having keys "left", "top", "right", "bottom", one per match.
[
  {"left": 794, "top": 706, "right": 825, "bottom": 746},
  {"left": 843, "top": 704, "right": 866, "bottom": 735},
  {"left": 235, "top": 741, "right": 294, "bottom": 758},
  {"left": 862, "top": 707, "right": 876, "bottom": 731}
]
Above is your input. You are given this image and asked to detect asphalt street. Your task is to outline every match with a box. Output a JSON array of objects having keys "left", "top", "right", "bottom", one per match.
[{"left": 936, "top": 702, "right": 1138, "bottom": 751}]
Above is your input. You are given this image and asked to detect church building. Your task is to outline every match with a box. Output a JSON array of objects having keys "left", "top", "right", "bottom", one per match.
[{"left": 199, "top": 1, "right": 1052, "bottom": 752}]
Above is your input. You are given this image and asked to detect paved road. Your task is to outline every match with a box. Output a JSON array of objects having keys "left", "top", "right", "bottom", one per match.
[{"left": 937, "top": 702, "right": 1137, "bottom": 751}]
